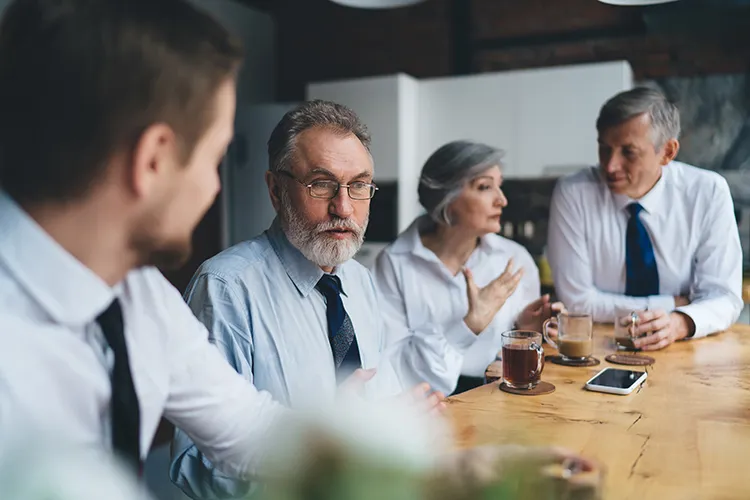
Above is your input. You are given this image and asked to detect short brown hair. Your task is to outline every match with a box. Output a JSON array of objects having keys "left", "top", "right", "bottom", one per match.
[
  {"left": 267, "top": 100, "right": 372, "bottom": 174},
  {"left": 0, "top": 0, "right": 243, "bottom": 204}
]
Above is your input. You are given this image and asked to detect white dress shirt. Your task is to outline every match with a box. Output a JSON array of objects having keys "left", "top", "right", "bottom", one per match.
[
  {"left": 171, "top": 218, "right": 476, "bottom": 498},
  {"left": 0, "top": 192, "right": 285, "bottom": 478},
  {"left": 547, "top": 162, "right": 743, "bottom": 337},
  {"left": 373, "top": 216, "right": 541, "bottom": 389}
]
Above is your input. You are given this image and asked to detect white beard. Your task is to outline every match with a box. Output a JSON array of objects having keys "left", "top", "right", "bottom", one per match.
[{"left": 279, "top": 190, "right": 368, "bottom": 269}]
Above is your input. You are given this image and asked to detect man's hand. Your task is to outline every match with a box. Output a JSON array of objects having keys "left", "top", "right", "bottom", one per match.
[
  {"left": 516, "top": 294, "right": 565, "bottom": 333},
  {"left": 674, "top": 295, "right": 690, "bottom": 307},
  {"left": 401, "top": 382, "right": 446, "bottom": 415},
  {"left": 435, "top": 444, "right": 601, "bottom": 497},
  {"left": 632, "top": 310, "right": 696, "bottom": 351},
  {"left": 338, "top": 368, "right": 377, "bottom": 398},
  {"left": 463, "top": 259, "right": 524, "bottom": 335}
]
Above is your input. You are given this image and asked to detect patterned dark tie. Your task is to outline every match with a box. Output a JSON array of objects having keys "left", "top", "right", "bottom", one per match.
[
  {"left": 625, "top": 202, "right": 660, "bottom": 297},
  {"left": 96, "top": 298, "right": 141, "bottom": 472},
  {"left": 315, "top": 274, "right": 361, "bottom": 380}
]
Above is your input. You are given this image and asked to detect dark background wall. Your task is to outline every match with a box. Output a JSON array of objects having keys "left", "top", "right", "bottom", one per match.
[
  {"left": 164, "top": 0, "right": 750, "bottom": 294},
  {"left": 252, "top": 0, "right": 750, "bottom": 100}
]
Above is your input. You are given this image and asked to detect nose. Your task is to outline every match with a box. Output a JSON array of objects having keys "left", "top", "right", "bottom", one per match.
[
  {"left": 602, "top": 151, "right": 621, "bottom": 175},
  {"left": 329, "top": 189, "right": 354, "bottom": 219},
  {"left": 496, "top": 188, "right": 508, "bottom": 208}
]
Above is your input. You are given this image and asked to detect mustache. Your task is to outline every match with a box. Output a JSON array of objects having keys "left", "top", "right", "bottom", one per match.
[{"left": 315, "top": 218, "right": 363, "bottom": 234}]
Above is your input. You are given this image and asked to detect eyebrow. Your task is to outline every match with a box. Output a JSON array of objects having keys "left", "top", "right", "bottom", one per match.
[
  {"left": 472, "top": 175, "right": 502, "bottom": 183},
  {"left": 308, "top": 167, "right": 373, "bottom": 182}
]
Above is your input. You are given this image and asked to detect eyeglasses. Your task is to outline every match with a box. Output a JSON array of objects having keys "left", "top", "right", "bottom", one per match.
[{"left": 277, "top": 170, "right": 378, "bottom": 200}]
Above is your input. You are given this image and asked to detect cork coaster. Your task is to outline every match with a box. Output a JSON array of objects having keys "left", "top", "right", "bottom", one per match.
[
  {"left": 499, "top": 381, "right": 556, "bottom": 396},
  {"left": 484, "top": 360, "right": 503, "bottom": 384},
  {"left": 547, "top": 355, "right": 601, "bottom": 367},
  {"left": 605, "top": 353, "right": 655, "bottom": 366}
]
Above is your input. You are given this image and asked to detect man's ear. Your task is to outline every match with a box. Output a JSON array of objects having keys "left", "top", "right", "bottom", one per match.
[
  {"left": 130, "top": 123, "right": 178, "bottom": 198},
  {"left": 660, "top": 138, "right": 680, "bottom": 166},
  {"left": 266, "top": 170, "right": 282, "bottom": 211}
]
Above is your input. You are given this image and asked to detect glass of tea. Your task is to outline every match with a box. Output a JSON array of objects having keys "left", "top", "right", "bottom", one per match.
[
  {"left": 542, "top": 312, "right": 594, "bottom": 362},
  {"left": 501, "top": 330, "right": 544, "bottom": 389},
  {"left": 614, "top": 309, "right": 648, "bottom": 351}
]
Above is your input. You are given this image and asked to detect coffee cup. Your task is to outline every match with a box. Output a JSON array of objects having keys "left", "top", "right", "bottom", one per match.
[{"left": 543, "top": 312, "right": 594, "bottom": 362}]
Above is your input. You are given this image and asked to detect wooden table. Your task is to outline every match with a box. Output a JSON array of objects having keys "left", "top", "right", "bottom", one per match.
[{"left": 446, "top": 323, "right": 750, "bottom": 500}]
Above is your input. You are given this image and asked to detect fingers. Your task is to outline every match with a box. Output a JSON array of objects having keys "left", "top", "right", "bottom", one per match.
[
  {"left": 545, "top": 326, "right": 559, "bottom": 341},
  {"left": 503, "top": 270, "right": 523, "bottom": 296},
  {"left": 490, "top": 258, "right": 519, "bottom": 286},
  {"left": 425, "top": 391, "right": 447, "bottom": 415},
  {"left": 462, "top": 267, "right": 479, "bottom": 304},
  {"left": 352, "top": 367, "right": 377, "bottom": 382},
  {"left": 408, "top": 382, "right": 430, "bottom": 401},
  {"left": 525, "top": 294, "right": 550, "bottom": 313},
  {"left": 636, "top": 327, "right": 673, "bottom": 351},
  {"left": 406, "top": 384, "right": 447, "bottom": 414},
  {"left": 337, "top": 368, "right": 377, "bottom": 396},
  {"left": 550, "top": 301, "right": 565, "bottom": 314},
  {"left": 633, "top": 309, "right": 670, "bottom": 337}
]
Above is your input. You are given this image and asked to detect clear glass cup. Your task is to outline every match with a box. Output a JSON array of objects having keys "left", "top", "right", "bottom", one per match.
[
  {"left": 614, "top": 309, "right": 648, "bottom": 351},
  {"left": 501, "top": 330, "right": 544, "bottom": 389},
  {"left": 543, "top": 312, "right": 594, "bottom": 362}
]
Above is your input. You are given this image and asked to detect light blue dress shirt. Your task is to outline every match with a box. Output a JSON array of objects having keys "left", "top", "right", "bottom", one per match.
[{"left": 170, "top": 219, "right": 477, "bottom": 499}]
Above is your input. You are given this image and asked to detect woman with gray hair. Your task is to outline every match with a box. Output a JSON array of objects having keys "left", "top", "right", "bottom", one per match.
[{"left": 373, "top": 141, "right": 562, "bottom": 395}]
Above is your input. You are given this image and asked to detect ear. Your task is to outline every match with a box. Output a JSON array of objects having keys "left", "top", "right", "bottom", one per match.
[
  {"left": 266, "top": 170, "right": 282, "bottom": 211},
  {"left": 660, "top": 138, "right": 680, "bottom": 166},
  {"left": 130, "top": 123, "right": 179, "bottom": 198}
]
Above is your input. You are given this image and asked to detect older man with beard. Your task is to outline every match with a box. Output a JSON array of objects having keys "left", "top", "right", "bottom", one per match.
[{"left": 170, "top": 100, "right": 532, "bottom": 499}]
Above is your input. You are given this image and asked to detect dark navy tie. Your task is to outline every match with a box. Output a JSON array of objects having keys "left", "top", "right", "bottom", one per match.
[
  {"left": 315, "top": 274, "right": 361, "bottom": 380},
  {"left": 625, "top": 202, "right": 659, "bottom": 297},
  {"left": 96, "top": 299, "right": 141, "bottom": 473}
]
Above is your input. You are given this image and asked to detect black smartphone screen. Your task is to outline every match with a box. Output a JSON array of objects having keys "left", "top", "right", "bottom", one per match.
[{"left": 589, "top": 368, "right": 645, "bottom": 389}]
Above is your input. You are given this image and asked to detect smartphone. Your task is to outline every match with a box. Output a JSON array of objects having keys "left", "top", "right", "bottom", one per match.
[{"left": 585, "top": 367, "right": 647, "bottom": 395}]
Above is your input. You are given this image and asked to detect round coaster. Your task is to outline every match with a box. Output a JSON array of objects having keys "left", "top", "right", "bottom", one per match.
[
  {"left": 605, "top": 353, "right": 655, "bottom": 366},
  {"left": 547, "top": 355, "right": 601, "bottom": 367},
  {"left": 499, "top": 381, "right": 555, "bottom": 396}
]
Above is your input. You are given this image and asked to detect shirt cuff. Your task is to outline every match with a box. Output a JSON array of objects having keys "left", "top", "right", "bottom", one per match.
[
  {"left": 443, "top": 318, "right": 479, "bottom": 353},
  {"left": 673, "top": 304, "right": 708, "bottom": 339},
  {"left": 647, "top": 295, "right": 676, "bottom": 314}
]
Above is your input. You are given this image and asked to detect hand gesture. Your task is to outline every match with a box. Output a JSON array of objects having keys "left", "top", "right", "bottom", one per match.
[
  {"left": 516, "top": 294, "right": 565, "bottom": 333},
  {"left": 463, "top": 259, "right": 524, "bottom": 335}
]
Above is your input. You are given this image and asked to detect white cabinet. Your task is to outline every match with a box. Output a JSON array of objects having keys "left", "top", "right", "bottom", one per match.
[{"left": 305, "top": 61, "right": 633, "bottom": 231}]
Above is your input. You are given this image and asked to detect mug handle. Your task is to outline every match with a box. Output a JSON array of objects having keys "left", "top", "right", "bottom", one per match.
[
  {"left": 531, "top": 340, "right": 545, "bottom": 379},
  {"left": 542, "top": 317, "right": 559, "bottom": 350}
]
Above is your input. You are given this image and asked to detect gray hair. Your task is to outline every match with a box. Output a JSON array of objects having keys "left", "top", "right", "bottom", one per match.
[
  {"left": 418, "top": 140, "right": 504, "bottom": 225},
  {"left": 596, "top": 87, "right": 681, "bottom": 149},
  {"left": 267, "top": 99, "right": 371, "bottom": 173}
]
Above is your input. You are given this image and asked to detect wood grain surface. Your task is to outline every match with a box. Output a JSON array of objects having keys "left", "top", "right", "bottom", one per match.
[{"left": 447, "top": 323, "right": 750, "bottom": 500}]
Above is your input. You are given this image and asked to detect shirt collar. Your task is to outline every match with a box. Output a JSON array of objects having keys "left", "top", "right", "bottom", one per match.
[
  {"left": 266, "top": 217, "right": 329, "bottom": 297},
  {"left": 389, "top": 215, "right": 501, "bottom": 259},
  {"left": 611, "top": 163, "right": 669, "bottom": 215},
  {"left": 0, "top": 192, "right": 114, "bottom": 326}
]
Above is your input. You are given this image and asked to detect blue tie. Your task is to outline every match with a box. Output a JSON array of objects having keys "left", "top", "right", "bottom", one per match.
[
  {"left": 315, "top": 274, "right": 361, "bottom": 380},
  {"left": 625, "top": 203, "right": 659, "bottom": 297}
]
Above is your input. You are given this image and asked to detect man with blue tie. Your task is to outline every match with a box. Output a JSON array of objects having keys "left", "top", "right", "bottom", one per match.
[
  {"left": 547, "top": 87, "right": 744, "bottom": 351},
  {"left": 170, "top": 100, "right": 569, "bottom": 498}
]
